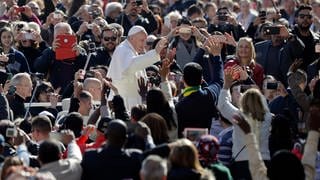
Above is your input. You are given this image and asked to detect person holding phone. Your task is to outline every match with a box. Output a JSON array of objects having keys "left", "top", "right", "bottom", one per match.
[
  {"left": 16, "top": 23, "right": 49, "bottom": 73},
  {"left": 280, "top": 5, "right": 320, "bottom": 86},
  {"left": 34, "top": 22, "right": 87, "bottom": 93},
  {"left": 0, "top": 27, "right": 30, "bottom": 75},
  {"left": 255, "top": 20, "right": 290, "bottom": 80},
  {"left": 115, "top": 0, "right": 157, "bottom": 36},
  {"left": 208, "top": 7, "right": 245, "bottom": 42}
]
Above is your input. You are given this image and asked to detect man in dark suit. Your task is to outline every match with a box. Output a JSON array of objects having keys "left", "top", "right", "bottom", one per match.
[
  {"left": 81, "top": 119, "right": 142, "bottom": 180},
  {"left": 175, "top": 37, "right": 224, "bottom": 138}
]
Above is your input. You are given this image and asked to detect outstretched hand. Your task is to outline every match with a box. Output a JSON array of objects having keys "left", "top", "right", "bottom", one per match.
[
  {"left": 137, "top": 77, "right": 148, "bottom": 98},
  {"left": 159, "top": 58, "right": 173, "bottom": 81}
]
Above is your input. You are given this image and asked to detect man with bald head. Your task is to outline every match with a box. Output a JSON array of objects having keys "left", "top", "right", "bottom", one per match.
[
  {"left": 83, "top": 78, "right": 102, "bottom": 101},
  {"left": 107, "top": 25, "right": 167, "bottom": 109},
  {"left": 34, "top": 22, "right": 87, "bottom": 93}
]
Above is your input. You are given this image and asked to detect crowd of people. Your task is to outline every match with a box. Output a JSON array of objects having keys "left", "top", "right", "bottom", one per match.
[{"left": 0, "top": 0, "right": 319, "bottom": 179}]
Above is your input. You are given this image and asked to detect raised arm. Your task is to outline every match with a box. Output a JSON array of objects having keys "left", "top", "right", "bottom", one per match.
[
  {"left": 201, "top": 37, "right": 224, "bottom": 102},
  {"left": 217, "top": 68, "right": 239, "bottom": 121}
]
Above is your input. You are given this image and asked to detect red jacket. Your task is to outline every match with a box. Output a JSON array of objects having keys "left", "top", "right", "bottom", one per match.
[{"left": 224, "top": 59, "right": 264, "bottom": 88}]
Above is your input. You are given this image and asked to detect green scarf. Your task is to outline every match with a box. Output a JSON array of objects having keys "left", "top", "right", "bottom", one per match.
[{"left": 182, "top": 86, "right": 201, "bottom": 97}]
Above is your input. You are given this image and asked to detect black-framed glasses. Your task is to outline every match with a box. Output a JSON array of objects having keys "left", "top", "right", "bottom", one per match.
[
  {"left": 103, "top": 36, "right": 117, "bottom": 41},
  {"left": 298, "top": 14, "right": 312, "bottom": 19}
]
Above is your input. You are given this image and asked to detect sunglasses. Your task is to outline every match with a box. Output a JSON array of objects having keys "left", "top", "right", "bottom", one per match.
[
  {"left": 103, "top": 36, "right": 117, "bottom": 41},
  {"left": 298, "top": 14, "right": 312, "bottom": 19}
]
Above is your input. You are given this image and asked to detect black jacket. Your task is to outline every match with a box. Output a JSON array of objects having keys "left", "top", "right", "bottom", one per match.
[
  {"left": 116, "top": 11, "right": 157, "bottom": 36},
  {"left": 33, "top": 48, "right": 87, "bottom": 92}
]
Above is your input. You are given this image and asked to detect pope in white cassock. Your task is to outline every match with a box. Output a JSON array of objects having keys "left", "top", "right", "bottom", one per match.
[{"left": 107, "top": 25, "right": 167, "bottom": 109}]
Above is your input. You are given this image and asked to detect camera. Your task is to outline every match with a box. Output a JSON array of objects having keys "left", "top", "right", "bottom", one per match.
[
  {"left": 53, "top": 12, "right": 62, "bottom": 19},
  {"left": 85, "top": 70, "right": 95, "bottom": 79},
  {"left": 89, "top": 10, "right": 101, "bottom": 19},
  {"left": 88, "top": 42, "right": 96, "bottom": 52},
  {"left": 266, "top": 82, "right": 278, "bottom": 90},
  {"left": 218, "top": 15, "right": 228, "bottom": 21},
  {"left": 179, "top": 27, "right": 191, "bottom": 34},
  {"left": 6, "top": 127, "right": 17, "bottom": 138},
  {"left": 24, "top": 32, "right": 33, "bottom": 40},
  {"left": 263, "top": 26, "right": 280, "bottom": 35}
]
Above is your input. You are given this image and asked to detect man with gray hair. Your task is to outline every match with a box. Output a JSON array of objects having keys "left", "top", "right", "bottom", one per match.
[
  {"left": 34, "top": 22, "right": 87, "bottom": 93},
  {"left": 107, "top": 25, "right": 167, "bottom": 109},
  {"left": 140, "top": 155, "right": 167, "bottom": 180},
  {"left": 6, "top": 73, "right": 33, "bottom": 119}
]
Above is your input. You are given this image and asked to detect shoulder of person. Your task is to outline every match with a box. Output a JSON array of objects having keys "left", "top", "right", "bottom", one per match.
[{"left": 255, "top": 40, "right": 271, "bottom": 48}]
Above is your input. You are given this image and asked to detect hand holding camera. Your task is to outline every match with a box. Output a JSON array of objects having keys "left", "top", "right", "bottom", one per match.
[{"left": 0, "top": 53, "right": 9, "bottom": 66}]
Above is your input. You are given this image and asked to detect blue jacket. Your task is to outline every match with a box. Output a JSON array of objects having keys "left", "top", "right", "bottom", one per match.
[
  {"left": 255, "top": 40, "right": 282, "bottom": 80},
  {"left": 175, "top": 49, "right": 224, "bottom": 138},
  {"left": 6, "top": 48, "right": 30, "bottom": 74}
]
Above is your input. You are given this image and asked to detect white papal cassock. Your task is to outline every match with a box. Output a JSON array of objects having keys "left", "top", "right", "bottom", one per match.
[{"left": 107, "top": 39, "right": 160, "bottom": 109}]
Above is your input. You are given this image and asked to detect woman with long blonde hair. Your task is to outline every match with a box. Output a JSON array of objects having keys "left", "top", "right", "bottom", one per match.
[
  {"left": 224, "top": 37, "right": 264, "bottom": 88},
  {"left": 218, "top": 69, "right": 272, "bottom": 180}
]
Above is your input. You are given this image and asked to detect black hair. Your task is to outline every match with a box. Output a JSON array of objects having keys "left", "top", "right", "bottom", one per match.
[
  {"left": 105, "top": 120, "right": 128, "bottom": 147},
  {"left": 31, "top": 115, "right": 52, "bottom": 133},
  {"left": 177, "top": 17, "right": 192, "bottom": 26},
  {"left": 187, "top": 5, "right": 203, "bottom": 18},
  {"left": 61, "top": 112, "right": 83, "bottom": 138},
  {"left": 146, "top": 89, "right": 177, "bottom": 130},
  {"left": 183, "top": 62, "right": 203, "bottom": 86},
  {"left": 217, "top": 7, "right": 230, "bottom": 15},
  {"left": 268, "top": 114, "right": 294, "bottom": 157},
  {"left": 79, "top": 91, "right": 92, "bottom": 101},
  {"left": 131, "top": 104, "right": 147, "bottom": 122},
  {"left": 313, "top": 79, "right": 320, "bottom": 100},
  {"left": 34, "top": 82, "right": 54, "bottom": 102},
  {"left": 112, "top": 95, "right": 130, "bottom": 121},
  {"left": 268, "top": 150, "right": 305, "bottom": 180},
  {"left": 39, "top": 140, "right": 61, "bottom": 164},
  {"left": 295, "top": 4, "right": 312, "bottom": 17}
]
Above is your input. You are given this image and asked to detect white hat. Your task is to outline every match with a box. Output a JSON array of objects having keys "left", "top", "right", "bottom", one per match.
[{"left": 128, "top": 25, "right": 147, "bottom": 36}]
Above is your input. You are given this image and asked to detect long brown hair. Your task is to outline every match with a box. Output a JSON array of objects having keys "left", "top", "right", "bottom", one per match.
[
  {"left": 169, "top": 139, "right": 204, "bottom": 173},
  {"left": 141, "top": 113, "right": 170, "bottom": 145}
]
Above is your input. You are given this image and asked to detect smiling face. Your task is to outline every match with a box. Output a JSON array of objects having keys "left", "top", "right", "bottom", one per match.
[
  {"left": 102, "top": 30, "right": 118, "bottom": 52},
  {"left": 1, "top": 30, "right": 13, "bottom": 48},
  {"left": 237, "top": 39, "right": 253, "bottom": 62}
]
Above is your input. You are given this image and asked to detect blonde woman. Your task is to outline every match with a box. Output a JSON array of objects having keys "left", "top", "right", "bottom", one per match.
[
  {"left": 224, "top": 37, "right": 264, "bottom": 88},
  {"left": 217, "top": 69, "right": 272, "bottom": 180}
]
